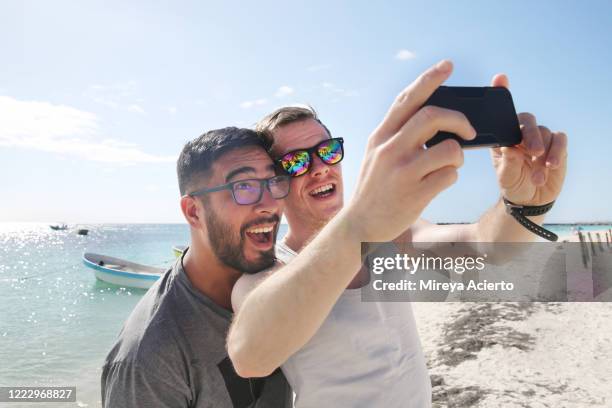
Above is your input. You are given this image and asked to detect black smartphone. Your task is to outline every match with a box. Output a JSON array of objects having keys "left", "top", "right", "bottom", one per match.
[{"left": 423, "top": 86, "right": 522, "bottom": 149}]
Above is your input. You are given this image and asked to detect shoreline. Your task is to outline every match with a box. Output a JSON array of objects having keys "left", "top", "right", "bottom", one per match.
[{"left": 558, "top": 228, "right": 612, "bottom": 243}]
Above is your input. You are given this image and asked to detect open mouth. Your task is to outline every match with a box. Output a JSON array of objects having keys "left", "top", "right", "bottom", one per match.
[
  {"left": 308, "top": 183, "right": 335, "bottom": 199},
  {"left": 244, "top": 224, "right": 275, "bottom": 247}
]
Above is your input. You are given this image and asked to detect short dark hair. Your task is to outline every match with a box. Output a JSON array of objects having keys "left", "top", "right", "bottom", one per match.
[
  {"left": 255, "top": 105, "right": 331, "bottom": 147},
  {"left": 177, "top": 127, "right": 270, "bottom": 195}
]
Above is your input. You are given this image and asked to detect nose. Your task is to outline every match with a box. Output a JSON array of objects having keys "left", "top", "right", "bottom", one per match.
[
  {"left": 309, "top": 155, "right": 330, "bottom": 178},
  {"left": 254, "top": 184, "right": 281, "bottom": 215}
]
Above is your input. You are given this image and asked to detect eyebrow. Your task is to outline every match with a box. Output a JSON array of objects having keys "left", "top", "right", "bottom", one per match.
[{"left": 225, "top": 164, "right": 276, "bottom": 182}]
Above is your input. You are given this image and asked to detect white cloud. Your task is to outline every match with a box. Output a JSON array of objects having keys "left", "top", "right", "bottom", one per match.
[
  {"left": 240, "top": 85, "right": 298, "bottom": 108},
  {"left": 127, "top": 104, "right": 146, "bottom": 114},
  {"left": 0, "top": 96, "right": 175, "bottom": 164},
  {"left": 274, "top": 86, "right": 294, "bottom": 98},
  {"left": 85, "top": 82, "right": 146, "bottom": 114},
  {"left": 239, "top": 98, "right": 267, "bottom": 109},
  {"left": 92, "top": 96, "right": 119, "bottom": 109},
  {"left": 306, "top": 64, "right": 331, "bottom": 72},
  {"left": 167, "top": 106, "right": 178, "bottom": 115},
  {"left": 395, "top": 49, "right": 417, "bottom": 61},
  {"left": 240, "top": 83, "right": 299, "bottom": 109},
  {"left": 320, "top": 82, "right": 359, "bottom": 98}
]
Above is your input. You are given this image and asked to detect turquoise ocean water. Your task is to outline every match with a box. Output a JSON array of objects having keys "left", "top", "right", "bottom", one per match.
[{"left": 0, "top": 222, "right": 610, "bottom": 406}]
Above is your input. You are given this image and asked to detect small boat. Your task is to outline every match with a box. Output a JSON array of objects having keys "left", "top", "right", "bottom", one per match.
[
  {"left": 77, "top": 229, "right": 89, "bottom": 236},
  {"left": 173, "top": 245, "right": 187, "bottom": 258},
  {"left": 50, "top": 224, "right": 68, "bottom": 231},
  {"left": 82, "top": 253, "right": 165, "bottom": 289}
]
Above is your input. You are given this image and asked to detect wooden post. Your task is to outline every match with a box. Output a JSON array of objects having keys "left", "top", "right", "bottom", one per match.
[
  {"left": 596, "top": 233, "right": 605, "bottom": 252},
  {"left": 578, "top": 231, "right": 589, "bottom": 268},
  {"left": 588, "top": 232, "right": 597, "bottom": 256}
]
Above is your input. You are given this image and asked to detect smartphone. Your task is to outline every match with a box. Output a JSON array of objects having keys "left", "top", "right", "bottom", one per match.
[{"left": 423, "top": 86, "right": 522, "bottom": 149}]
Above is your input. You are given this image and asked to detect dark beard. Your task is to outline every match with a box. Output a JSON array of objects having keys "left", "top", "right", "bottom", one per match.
[{"left": 205, "top": 207, "right": 278, "bottom": 274}]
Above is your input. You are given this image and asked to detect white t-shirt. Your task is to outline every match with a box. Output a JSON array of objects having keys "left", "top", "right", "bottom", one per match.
[{"left": 276, "top": 240, "right": 432, "bottom": 408}]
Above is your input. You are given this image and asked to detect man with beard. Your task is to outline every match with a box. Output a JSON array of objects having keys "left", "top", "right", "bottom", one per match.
[
  {"left": 228, "top": 61, "right": 568, "bottom": 406},
  {"left": 101, "top": 127, "right": 293, "bottom": 407}
]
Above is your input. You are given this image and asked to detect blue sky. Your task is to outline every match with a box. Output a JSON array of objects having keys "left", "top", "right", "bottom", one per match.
[{"left": 1, "top": 0, "right": 611, "bottom": 223}]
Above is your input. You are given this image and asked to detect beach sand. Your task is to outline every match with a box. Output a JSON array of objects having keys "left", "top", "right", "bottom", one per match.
[
  {"left": 558, "top": 228, "right": 612, "bottom": 243},
  {"left": 410, "top": 230, "right": 612, "bottom": 407},
  {"left": 412, "top": 228, "right": 612, "bottom": 407}
]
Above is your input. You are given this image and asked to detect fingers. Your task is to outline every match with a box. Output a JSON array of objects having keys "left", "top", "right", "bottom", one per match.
[
  {"left": 545, "top": 131, "right": 568, "bottom": 169},
  {"left": 491, "top": 73, "right": 510, "bottom": 89},
  {"left": 387, "top": 105, "right": 476, "bottom": 152},
  {"left": 411, "top": 139, "right": 463, "bottom": 178},
  {"left": 498, "top": 145, "right": 525, "bottom": 162},
  {"left": 489, "top": 74, "right": 510, "bottom": 159},
  {"left": 518, "top": 112, "right": 545, "bottom": 157},
  {"left": 530, "top": 126, "right": 553, "bottom": 186},
  {"left": 372, "top": 60, "right": 453, "bottom": 145},
  {"left": 493, "top": 146, "right": 525, "bottom": 190},
  {"left": 495, "top": 125, "right": 567, "bottom": 190},
  {"left": 420, "top": 166, "right": 459, "bottom": 198}
]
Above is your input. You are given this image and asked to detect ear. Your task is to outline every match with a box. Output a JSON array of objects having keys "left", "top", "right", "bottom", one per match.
[{"left": 181, "top": 195, "right": 206, "bottom": 229}]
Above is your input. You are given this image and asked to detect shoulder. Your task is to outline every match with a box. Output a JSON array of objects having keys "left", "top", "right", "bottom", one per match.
[
  {"left": 105, "top": 306, "right": 184, "bottom": 368},
  {"left": 102, "top": 357, "right": 191, "bottom": 407},
  {"left": 231, "top": 262, "right": 283, "bottom": 312},
  {"left": 104, "top": 265, "right": 187, "bottom": 367},
  {"left": 103, "top": 309, "right": 191, "bottom": 404}
]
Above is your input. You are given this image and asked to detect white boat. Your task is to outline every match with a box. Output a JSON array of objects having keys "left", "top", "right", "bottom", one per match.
[{"left": 82, "top": 253, "right": 165, "bottom": 289}]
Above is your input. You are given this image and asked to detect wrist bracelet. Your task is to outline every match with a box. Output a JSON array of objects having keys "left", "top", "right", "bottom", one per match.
[{"left": 503, "top": 198, "right": 558, "bottom": 241}]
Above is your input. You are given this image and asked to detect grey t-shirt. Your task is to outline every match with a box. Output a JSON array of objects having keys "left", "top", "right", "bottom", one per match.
[{"left": 101, "top": 253, "right": 292, "bottom": 408}]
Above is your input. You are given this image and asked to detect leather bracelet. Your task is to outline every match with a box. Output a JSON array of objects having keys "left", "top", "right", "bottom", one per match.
[{"left": 503, "top": 198, "right": 558, "bottom": 241}]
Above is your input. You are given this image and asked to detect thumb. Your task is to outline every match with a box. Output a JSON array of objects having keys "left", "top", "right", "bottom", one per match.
[{"left": 491, "top": 73, "right": 509, "bottom": 89}]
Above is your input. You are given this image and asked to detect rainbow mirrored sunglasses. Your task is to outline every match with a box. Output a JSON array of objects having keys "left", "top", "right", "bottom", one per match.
[{"left": 275, "top": 138, "right": 344, "bottom": 177}]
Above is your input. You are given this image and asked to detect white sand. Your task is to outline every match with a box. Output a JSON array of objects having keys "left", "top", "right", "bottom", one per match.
[
  {"left": 413, "top": 302, "right": 612, "bottom": 407},
  {"left": 411, "top": 229, "right": 612, "bottom": 406}
]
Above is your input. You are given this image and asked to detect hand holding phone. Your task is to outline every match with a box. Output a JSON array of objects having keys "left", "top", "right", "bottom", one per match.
[{"left": 424, "top": 86, "right": 522, "bottom": 149}]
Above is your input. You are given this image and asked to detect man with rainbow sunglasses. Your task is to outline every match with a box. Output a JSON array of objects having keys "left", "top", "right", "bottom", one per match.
[{"left": 227, "top": 60, "right": 568, "bottom": 407}]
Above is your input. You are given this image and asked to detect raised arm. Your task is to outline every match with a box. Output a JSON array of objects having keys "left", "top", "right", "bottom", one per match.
[
  {"left": 411, "top": 199, "right": 546, "bottom": 244},
  {"left": 227, "top": 60, "right": 478, "bottom": 378},
  {"left": 412, "top": 75, "right": 567, "bottom": 244}
]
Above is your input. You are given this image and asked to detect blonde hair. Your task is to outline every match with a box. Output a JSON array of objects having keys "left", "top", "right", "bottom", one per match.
[{"left": 255, "top": 105, "right": 331, "bottom": 147}]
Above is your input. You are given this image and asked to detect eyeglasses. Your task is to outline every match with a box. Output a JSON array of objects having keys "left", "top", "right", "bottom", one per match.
[
  {"left": 188, "top": 175, "right": 291, "bottom": 205},
  {"left": 276, "top": 137, "right": 344, "bottom": 177}
]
